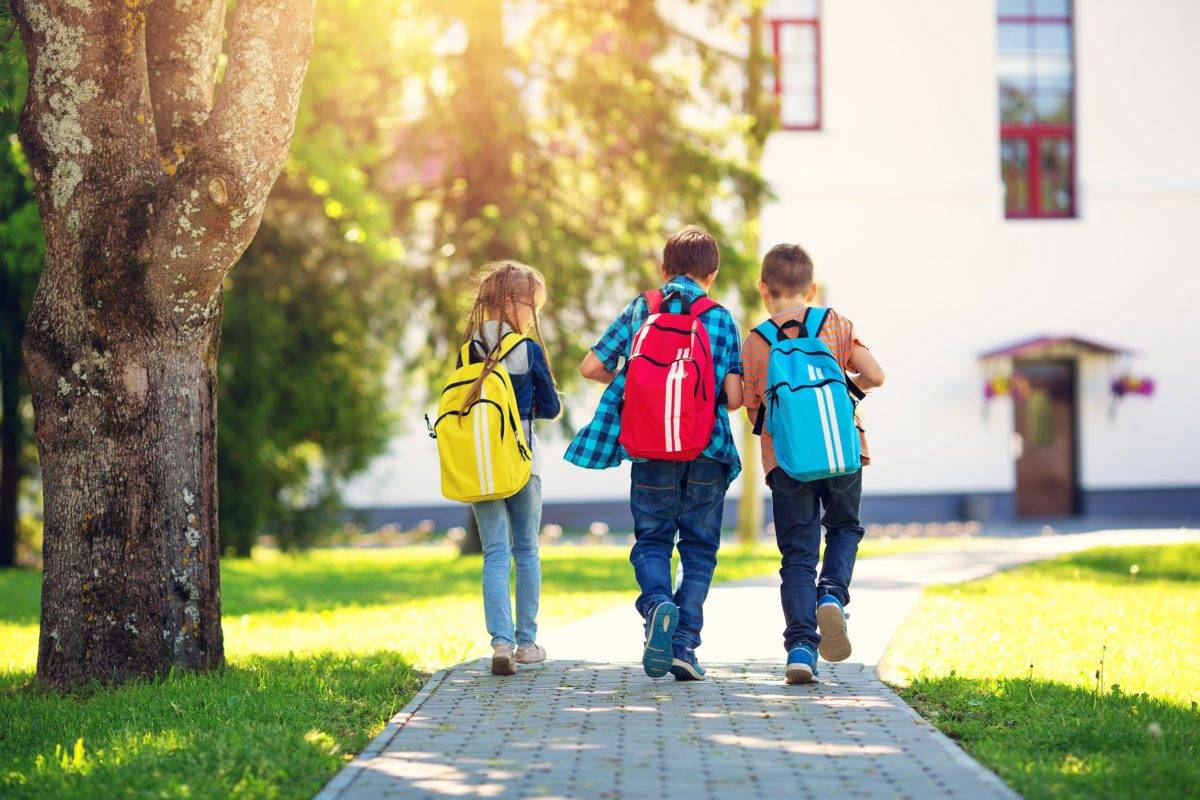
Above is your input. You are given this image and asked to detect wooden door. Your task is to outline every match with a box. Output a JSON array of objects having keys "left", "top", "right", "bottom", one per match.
[{"left": 1013, "top": 360, "right": 1078, "bottom": 517}]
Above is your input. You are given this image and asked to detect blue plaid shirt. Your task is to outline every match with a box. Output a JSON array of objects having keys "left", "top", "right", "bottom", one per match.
[{"left": 565, "top": 276, "right": 743, "bottom": 482}]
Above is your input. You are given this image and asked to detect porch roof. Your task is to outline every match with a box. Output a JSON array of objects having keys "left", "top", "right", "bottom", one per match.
[{"left": 979, "top": 334, "right": 1131, "bottom": 360}]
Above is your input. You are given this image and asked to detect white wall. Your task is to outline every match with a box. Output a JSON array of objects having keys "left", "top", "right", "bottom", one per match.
[
  {"left": 347, "top": 0, "right": 1200, "bottom": 509},
  {"left": 758, "top": 0, "right": 1200, "bottom": 495}
]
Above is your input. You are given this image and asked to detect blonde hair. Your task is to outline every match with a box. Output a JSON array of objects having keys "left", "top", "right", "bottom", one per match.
[{"left": 459, "top": 261, "right": 555, "bottom": 410}]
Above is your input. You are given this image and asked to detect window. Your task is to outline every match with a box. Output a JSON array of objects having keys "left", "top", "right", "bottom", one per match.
[
  {"left": 997, "top": 0, "right": 1076, "bottom": 218},
  {"left": 766, "top": 0, "right": 821, "bottom": 130}
]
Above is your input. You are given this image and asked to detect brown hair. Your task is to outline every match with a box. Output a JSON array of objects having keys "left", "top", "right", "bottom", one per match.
[
  {"left": 663, "top": 225, "right": 720, "bottom": 279},
  {"left": 760, "top": 243, "right": 814, "bottom": 297},
  {"left": 459, "top": 261, "right": 556, "bottom": 410}
]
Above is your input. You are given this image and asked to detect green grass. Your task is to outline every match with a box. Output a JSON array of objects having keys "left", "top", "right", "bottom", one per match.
[
  {"left": 881, "top": 543, "right": 1200, "bottom": 799},
  {"left": 0, "top": 535, "right": 972, "bottom": 798},
  {"left": 0, "top": 544, "right": 786, "bottom": 799}
]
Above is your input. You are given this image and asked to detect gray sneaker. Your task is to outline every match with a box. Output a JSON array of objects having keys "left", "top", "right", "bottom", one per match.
[
  {"left": 515, "top": 643, "right": 546, "bottom": 664},
  {"left": 491, "top": 644, "right": 516, "bottom": 675}
]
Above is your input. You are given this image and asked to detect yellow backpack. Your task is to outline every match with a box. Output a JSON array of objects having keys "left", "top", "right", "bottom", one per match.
[{"left": 429, "top": 332, "right": 532, "bottom": 503}]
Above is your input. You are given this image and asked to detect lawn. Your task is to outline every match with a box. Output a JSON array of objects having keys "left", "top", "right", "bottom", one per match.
[
  {"left": 0, "top": 542, "right": 754, "bottom": 799},
  {"left": 0, "top": 535, "right": 972, "bottom": 799},
  {"left": 881, "top": 543, "right": 1200, "bottom": 800}
]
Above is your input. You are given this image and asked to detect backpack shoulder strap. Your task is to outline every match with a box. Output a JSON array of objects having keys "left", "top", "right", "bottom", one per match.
[
  {"left": 689, "top": 296, "right": 718, "bottom": 317},
  {"left": 457, "top": 341, "right": 473, "bottom": 368},
  {"left": 805, "top": 306, "right": 830, "bottom": 338},
  {"left": 496, "top": 331, "right": 529, "bottom": 362},
  {"left": 751, "top": 320, "right": 778, "bottom": 345},
  {"left": 643, "top": 289, "right": 664, "bottom": 315}
]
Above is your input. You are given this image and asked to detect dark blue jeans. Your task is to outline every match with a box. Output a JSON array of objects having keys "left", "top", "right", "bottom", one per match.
[
  {"left": 768, "top": 467, "right": 865, "bottom": 652},
  {"left": 629, "top": 457, "right": 730, "bottom": 650}
]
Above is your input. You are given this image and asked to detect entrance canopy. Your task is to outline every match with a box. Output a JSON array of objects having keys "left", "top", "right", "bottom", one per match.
[{"left": 979, "top": 334, "right": 1129, "bottom": 362}]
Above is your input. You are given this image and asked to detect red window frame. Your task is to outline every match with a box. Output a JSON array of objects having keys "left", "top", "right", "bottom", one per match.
[
  {"left": 767, "top": 12, "right": 822, "bottom": 131},
  {"left": 998, "top": 5, "right": 1077, "bottom": 219}
]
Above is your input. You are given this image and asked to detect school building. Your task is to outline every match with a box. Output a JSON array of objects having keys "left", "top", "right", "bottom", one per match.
[{"left": 347, "top": 0, "right": 1200, "bottom": 530}]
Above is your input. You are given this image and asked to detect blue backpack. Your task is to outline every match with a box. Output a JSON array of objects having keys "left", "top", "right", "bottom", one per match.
[{"left": 752, "top": 308, "right": 864, "bottom": 482}]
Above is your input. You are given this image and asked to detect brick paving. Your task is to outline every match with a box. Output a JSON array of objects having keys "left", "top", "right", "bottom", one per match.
[
  {"left": 316, "top": 528, "right": 1199, "bottom": 799},
  {"left": 317, "top": 659, "right": 1014, "bottom": 800}
]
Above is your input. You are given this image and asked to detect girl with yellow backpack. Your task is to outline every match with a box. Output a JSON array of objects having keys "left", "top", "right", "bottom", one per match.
[{"left": 430, "top": 262, "right": 561, "bottom": 675}]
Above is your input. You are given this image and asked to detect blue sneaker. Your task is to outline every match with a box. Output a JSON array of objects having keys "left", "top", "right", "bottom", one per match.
[
  {"left": 816, "top": 594, "right": 851, "bottom": 662},
  {"left": 786, "top": 645, "right": 819, "bottom": 685},
  {"left": 669, "top": 644, "right": 706, "bottom": 682},
  {"left": 642, "top": 601, "right": 679, "bottom": 678}
]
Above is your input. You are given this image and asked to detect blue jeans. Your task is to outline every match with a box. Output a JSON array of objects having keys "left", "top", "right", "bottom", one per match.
[
  {"left": 471, "top": 476, "right": 542, "bottom": 647},
  {"left": 629, "top": 458, "right": 730, "bottom": 650},
  {"left": 768, "top": 468, "right": 865, "bottom": 652}
]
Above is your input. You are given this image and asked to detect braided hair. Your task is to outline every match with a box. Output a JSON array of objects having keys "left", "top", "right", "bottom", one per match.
[{"left": 459, "top": 261, "right": 557, "bottom": 411}]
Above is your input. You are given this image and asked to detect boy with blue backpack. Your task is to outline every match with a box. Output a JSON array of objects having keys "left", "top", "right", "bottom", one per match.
[{"left": 742, "top": 244, "right": 885, "bottom": 684}]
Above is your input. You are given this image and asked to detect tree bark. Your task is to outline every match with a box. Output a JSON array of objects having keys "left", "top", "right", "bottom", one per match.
[{"left": 12, "top": 0, "right": 313, "bottom": 689}]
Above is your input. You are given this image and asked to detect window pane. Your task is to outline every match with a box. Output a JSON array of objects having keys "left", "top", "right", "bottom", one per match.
[
  {"left": 1033, "top": 22, "right": 1071, "bottom": 53},
  {"left": 1034, "top": 0, "right": 1070, "bottom": 16},
  {"left": 998, "top": 22, "right": 1031, "bottom": 53},
  {"left": 1034, "top": 90, "right": 1071, "bottom": 123},
  {"left": 997, "top": 0, "right": 1030, "bottom": 15},
  {"left": 766, "top": 0, "right": 818, "bottom": 18},
  {"left": 779, "top": 23, "right": 816, "bottom": 57},
  {"left": 781, "top": 92, "right": 818, "bottom": 127},
  {"left": 1034, "top": 55, "right": 1073, "bottom": 91},
  {"left": 1000, "top": 85, "right": 1033, "bottom": 123},
  {"left": 1001, "top": 138, "right": 1031, "bottom": 215},
  {"left": 1040, "top": 137, "right": 1073, "bottom": 214}
]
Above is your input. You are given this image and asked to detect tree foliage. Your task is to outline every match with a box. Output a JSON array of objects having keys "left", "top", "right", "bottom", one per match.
[{"left": 0, "top": 19, "right": 42, "bottom": 568}]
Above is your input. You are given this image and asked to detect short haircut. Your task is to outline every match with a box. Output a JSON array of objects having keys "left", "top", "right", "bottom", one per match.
[
  {"left": 760, "top": 243, "right": 814, "bottom": 297},
  {"left": 663, "top": 225, "right": 720, "bottom": 279}
]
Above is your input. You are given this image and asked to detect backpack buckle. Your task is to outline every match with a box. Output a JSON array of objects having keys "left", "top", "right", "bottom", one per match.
[{"left": 424, "top": 414, "right": 437, "bottom": 439}]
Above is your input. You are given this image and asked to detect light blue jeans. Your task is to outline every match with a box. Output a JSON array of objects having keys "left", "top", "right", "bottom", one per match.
[{"left": 470, "top": 476, "right": 542, "bottom": 647}]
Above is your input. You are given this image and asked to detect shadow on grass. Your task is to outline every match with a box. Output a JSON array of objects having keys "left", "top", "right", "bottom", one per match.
[
  {"left": 0, "top": 651, "right": 423, "bottom": 800},
  {"left": 899, "top": 673, "right": 1200, "bottom": 800}
]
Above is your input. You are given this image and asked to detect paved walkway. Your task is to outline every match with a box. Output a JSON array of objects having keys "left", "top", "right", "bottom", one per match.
[{"left": 317, "top": 528, "right": 1198, "bottom": 799}]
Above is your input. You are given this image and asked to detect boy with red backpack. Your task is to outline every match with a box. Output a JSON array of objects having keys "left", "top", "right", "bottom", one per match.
[{"left": 568, "top": 226, "right": 743, "bottom": 681}]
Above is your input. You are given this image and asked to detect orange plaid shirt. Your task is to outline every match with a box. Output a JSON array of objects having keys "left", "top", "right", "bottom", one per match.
[{"left": 741, "top": 307, "right": 871, "bottom": 481}]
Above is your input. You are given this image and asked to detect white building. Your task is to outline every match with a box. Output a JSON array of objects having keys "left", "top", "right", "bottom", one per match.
[{"left": 348, "top": 0, "right": 1200, "bottom": 526}]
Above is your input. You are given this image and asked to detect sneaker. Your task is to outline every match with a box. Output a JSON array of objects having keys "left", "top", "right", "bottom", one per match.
[
  {"left": 491, "top": 643, "right": 517, "bottom": 676},
  {"left": 515, "top": 643, "right": 546, "bottom": 664},
  {"left": 785, "top": 645, "right": 819, "bottom": 685},
  {"left": 669, "top": 644, "right": 706, "bottom": 682},
  {"left": 816, "top": 594, "right": 851, "bottom": 662},
  {"left": 642, "top": 601, "right": 679, "bottom": 678}
]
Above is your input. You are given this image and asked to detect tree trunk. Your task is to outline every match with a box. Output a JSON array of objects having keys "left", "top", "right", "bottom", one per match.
[
  {"left": 13, "top": 0, "right": 313, "bottom": 689},
  {"left": 737, "top": 3, "right": 772, "bottom": 545}
]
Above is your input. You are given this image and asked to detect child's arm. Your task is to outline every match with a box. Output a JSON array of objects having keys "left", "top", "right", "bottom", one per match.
[
  {"left": 529, "top": 343, "right": 562, "bottom": 419},
  {"left": 848, "top": 344, "right": 885, "bottom": 391},
  {"left": 722, "top": 373, "right": 743, "bottom": 411},
  {"left": 580, "top": 351, "right": 617, "bottom": 385}
]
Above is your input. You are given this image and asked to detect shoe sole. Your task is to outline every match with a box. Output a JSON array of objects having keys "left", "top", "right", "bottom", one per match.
[
  {"left": 642, "top": 602, "right": 679, "bottom": 678},
  {"left": 491, "top": 652, "right": 516, "bottom": 676},
  {"left": 670, "top": 659, "right": 705, "bottom": 682},
  {"left": 816, "top": 603, "right": 852, "bottom": 662},
  {"left": 785, "top": 663, "right": 817, "bottom": 685}
]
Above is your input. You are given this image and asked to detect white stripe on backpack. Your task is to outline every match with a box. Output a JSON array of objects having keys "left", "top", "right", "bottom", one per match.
[
  {"left": 815, "top": 367, "right": 845, "bottom": 473},
  {"left": 808, "top": 365, "right": 837, "bottom": 474}
]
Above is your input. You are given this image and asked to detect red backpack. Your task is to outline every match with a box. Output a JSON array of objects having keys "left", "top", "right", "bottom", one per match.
[{"left": 619, "top": 289, "right": 719, "bottom": 461}]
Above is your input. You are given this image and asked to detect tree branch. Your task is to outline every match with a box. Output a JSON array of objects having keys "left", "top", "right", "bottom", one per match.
[
  {"left": 10, "top": 1, "right": 157, "bottom": 242},
  {"left": 145, "top": 0, "right": 225, "bottom": 170},
  {"left": 142, "top": 0, "right": 314, "bottom": 322}
]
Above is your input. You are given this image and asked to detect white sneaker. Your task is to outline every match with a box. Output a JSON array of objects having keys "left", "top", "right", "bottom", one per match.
[
  {"left": 515, "top": 643, "right": 547, "bottom": 664},
  {"left": 491, "top": 644, "right": 516, "bottom": 675}
]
